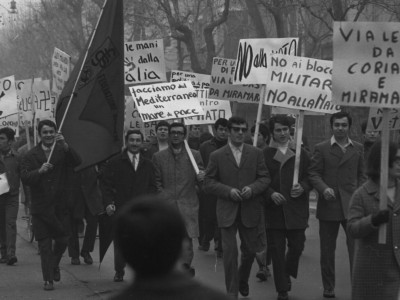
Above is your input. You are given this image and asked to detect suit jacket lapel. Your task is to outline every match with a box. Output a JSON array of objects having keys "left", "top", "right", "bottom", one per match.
[
  {"left": 239, "top": 144, "right": 250, "bottom": 168},
  {"left": 329, "top": 144, "right": 344, "bottom": 160},
  {"left": 339, "top": 145, "right": 357, "bottom": 166},
  {"left": 224, "top": 145, "right": 238, "bottom": 168}
]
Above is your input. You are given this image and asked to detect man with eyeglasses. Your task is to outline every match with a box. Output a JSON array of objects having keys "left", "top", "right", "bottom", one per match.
[
  {"left": 204, "top": 116, "right": 270, "bottom": 298},
  {"left": 198, "top": 118, "right": 228, "bottom": 257},
  {"left": 152, "top": 122, "right": 204, "bottom": 277}
]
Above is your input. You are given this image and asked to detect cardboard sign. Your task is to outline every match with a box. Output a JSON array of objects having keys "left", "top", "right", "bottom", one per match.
[
  {"left": 209, "top": 57, "right": 261, "bottom": 103},
  {"left": 170, "top": 70, "right": 210, "bottom": 89},
  {"left": 51, "top": 47, "right": 70, "bottom": 96},
  {"left": 333, "top": 22, "right": 400, "bottom": 108},
  {"left": 124, "top": 39, "right": 167, "bottom": 85},
  {"left": 367, "top": 107, "right": 399, "bottom": 131},
  {"left": 265, "top": 54, "right": 341, "bottom": 114},
  {"left": 184, "top": 89, "right": 232, "bottom": 125},
  {"left": 0, "top": 76, "right": 18, "bottom": 130},
  {"left": 124, "top": 95, "right": 158, "bottom": 137},
  {"left": 129, "top": 81, "right": 204, "bottom": 122},
  {"left": 233, "top": 38, "right": 298, "bottom": 84}
]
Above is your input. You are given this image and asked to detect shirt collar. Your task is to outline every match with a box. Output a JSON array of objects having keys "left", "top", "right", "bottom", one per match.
[
  {"left": 127, "top": 151, "right": 139, "bottom": 161},
  {"left": 41, "top": 143, "right": 53, "bottom": 152},
  {"left": 330, "top": 135, "right": 353, "bottom": 147},
  {"left": 228, "top": 140, "right": 243, "bottom": 153}
]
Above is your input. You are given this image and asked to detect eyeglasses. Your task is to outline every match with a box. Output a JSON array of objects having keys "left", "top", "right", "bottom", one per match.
[
  {"left": 170, "top": 131, "right": 185, "bottom": 136},
  {"left": 231, "top": 127, "right": 248, "bottom": 133}
]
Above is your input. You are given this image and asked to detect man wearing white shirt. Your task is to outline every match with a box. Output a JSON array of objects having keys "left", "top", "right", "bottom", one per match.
[
  {"left": 309, "top": 111, "right": 367, "bottom": 298},
  {"left": 102, "top": 129, "right": 156, "bottom": 282}
]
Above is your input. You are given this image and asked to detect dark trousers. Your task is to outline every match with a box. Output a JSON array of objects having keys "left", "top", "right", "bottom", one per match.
[
  {"left": 68, "top": 204, "right": 98, "bottom": 258},
  {"left": 319, "top": 219, "right": 354, "bottom": 291},
  {"left": 267, "top": 228, "right": 306, "bottom": 293},
  {"left": 114, "top": 242, "right": 126, "bottom": 274},
  {"left": 0, "top": 194, "right": 18, "bottom": 258},
  {"left": 221, "top": 221, "right": 259, "bottom": 297},
  {"left": 198, "top": 193, "right": 220, "bottom": 250},
  {"left": 38, "top": 236, "right": 68, "bottom": 282}
]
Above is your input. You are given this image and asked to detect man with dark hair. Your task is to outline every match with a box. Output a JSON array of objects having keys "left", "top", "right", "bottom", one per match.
[
  {"left": 21, "top": 119, "right": 80, "bottom": 291},
  {"left": 188, "top": 125, "right": 202, "bottom": 150},
  {"left": 110, "top": 197, "right": 231, "bottom": 300},
  {"left": 102, "top": 129, "right": 156, "bottom": 282},
  {"left": 153, "top": 122, "right": 204, "bottom": 277},
  {"left": 309, "top": 111, "right": 366, "bottom": 298},
  {"left": 204, "top": 116, "right": 270, "bottom": 298},
  {"left": 251, "top": 123, "right": 270, "bottom": 149},
  {"left": 198, "top": 118, "right": 228, "bottom": 255},
  {"left": 0, "top": 127, "right": 21, "bottom": 266},
  {"left": 143, "top": 120, "right": 169, "bottom": 159},
  {"left": 360, "top": 120, "right": 380, "bottom": 163}
]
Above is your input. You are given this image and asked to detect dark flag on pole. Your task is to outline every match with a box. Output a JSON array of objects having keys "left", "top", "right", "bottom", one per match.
[{"left": 56, "top": 0, "right": 124, "bottom": 171}]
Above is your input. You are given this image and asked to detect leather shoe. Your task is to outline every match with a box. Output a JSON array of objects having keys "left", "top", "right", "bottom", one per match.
[
  {"left": 44, "top": 281, "right": 54, "bottom": 291},
  {"left": 81, "top": 252, "right": 93, "bottom": 265},
  {"left": 6, "top": 256, "right": 17, "bottom": 265},
  {"left": 256, "top": 267, "right": 268, "bottom": 281},
  {"left": 277, "top": 291, "right": 289, "bottom": 300},
  {"left": 53, "top": 267, "right": 61, "bottom": 282},
  {"left": 71, "top": 257, "right": 81, "bottom": 265},
  {"left": 323, "top": 289, "right": 335, "bottom": 298},
  {"left": 114, "top": 272, "right": 124, "bottom": 282},
  {"left": 239, "top": 280, "right": 249, "bottom": 297}
]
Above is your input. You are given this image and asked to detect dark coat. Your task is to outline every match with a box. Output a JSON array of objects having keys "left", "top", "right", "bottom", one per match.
[
  {"left": 20, "top": 143, "right": 81, "bottom": 239},
  {"left": 263, "top": 145, "right": 311, "bottom": 229},
  {"left": 204, "top": 144, "right": 270, "bottom": 228},
  {"left": 347, "top": 179, "right": 400, "bottom": 300},
  {"left": 0, "top": 149, "right": 21, "bottom": 196},
  {"left": 199, "top": 137, "right": 227, "bottom": 167},
  {"left": 101, "top": 150, "right": 156, "bottom": 209},
  {"left": 308, "top": 139, "right": 366, "bottom": 221}
]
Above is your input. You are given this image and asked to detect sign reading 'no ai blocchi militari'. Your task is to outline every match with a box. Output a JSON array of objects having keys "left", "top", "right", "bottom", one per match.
[
  {"left": 170, "top": 70, "right": 210, "bottom": 89},
  {"left": 209, "top": 57, "right": 261, "bottom": 103},
  {"left": 129, "top": 81, "right": 204, "bottom": 122},
  {"left": 333, "top": 22, "right": 400, "bottom": 108},
  {"left": 233, "top": 38, "right": 298, "bottom": 84},
  {"left": 265, "top": 54, "right": 341, "bottom": 114},
  {"left": 124, "top": 39, "right": 167, "bottom": 85}
]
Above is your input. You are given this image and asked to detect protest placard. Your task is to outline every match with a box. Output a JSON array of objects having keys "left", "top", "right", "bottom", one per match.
[
  {"left": 233, "top": 38, "right": 298, "bottom": 84},
  {"left": 333, "top": 22, "right": 400, "bottom": 108},
  {"left": 0, "top": 76, "right": 19, "bottom": 130},
  {"left": 209, "top": 57, "right": 261, "bottom": 103},
  {"left": 124, "top": 39, "right": 167, "bottom": 85},
  {"left": 184, "top": 89, "right": 232, "bottom": 125},
  {"left": 170, "top": 70, "right": 210, "bottom": 89},
  {"left": 265, "top": 54, "right": 341, "bottom": 114},
  {"left": 367, "top": 107, "right": 399, "bottom": 131},
  {"left": 35, "top": 80, "right": 56, "bottom": 121},
  {"left": 51, "top": 47, "right": 70, "bottom": 96},
  {"left": 124, "top": 95, "right": 157, "bottom": 137},
  {"left": 129, "top": 81, "right": 204, "bottom": 122}
]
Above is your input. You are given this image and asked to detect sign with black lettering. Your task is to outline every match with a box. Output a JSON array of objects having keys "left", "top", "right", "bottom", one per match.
[
  {"left": 184, "top": 89, "right": 232, "bottom": 125},
  {"left": 170, "top": 70, "right": 210, "bottom": 89},
  {"left": 124, "top": 95, "right": 157, "bottom": 137},
  {"left": 124, "top": 39, "right": 166, "bottom": 85},
  {"left": 233, "top": 38, "right": 298, "bottom": 84},
  {"left": 265, "top": 54, "right": 341, "bottom": 114},
  {"left": 129, "top": 81, "right": 204, "bottom": 122},
  {"left": 367, "top": 107, "right": 400, "bottom": 131},
  {"left": 51, "top": 47, "right": 70, "bottom": 96},
  {"left": 0, "top": 75, "right": 18, "bottom": 130},
  {"left": 333, "top": 22, "right": 400, "bottom": 108},
  {"left": 209, "top": 57, "right": 261, "bottom": 103}
]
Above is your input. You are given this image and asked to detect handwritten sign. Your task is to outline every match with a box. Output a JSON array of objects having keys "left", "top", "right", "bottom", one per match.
[
  {"left": 367, "top": 107, "right": 400, "bottom": 131},
  {"left": 333, "top": 22, "right": 400, "bottom": 108},
  {"left": 124, "top": 39, "right": 166, "bottom": 85},
  {"left": 0, "top": 76, "right": 18, "bottom": 130},
  {"left": 209, "top": 57, "right": 261, "bottom": 103},
  {"left": 265, "top": 54, "right": 340, "bottom": 114},
  {"left": 170, "top": 70, "right": 210, "bottom": 89},
  {"left": 233, "top": 38, "right": 298, "bottom": 84},
  {"left": 129, "top": 81, "right": 204, "bottom": 122},
  {"left": 124, "top": 95, "right": 157, "bottom": 137},
  {"left": 51, "top": 47, "right": 70, "bottom": 96},
  {"left": 184, "top": 89, "right": 232, "bottom": 125}
]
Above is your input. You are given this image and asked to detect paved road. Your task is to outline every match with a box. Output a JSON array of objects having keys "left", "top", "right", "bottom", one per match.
[{"left": 0, "top": 204, "right": 351, "bottom": 299}]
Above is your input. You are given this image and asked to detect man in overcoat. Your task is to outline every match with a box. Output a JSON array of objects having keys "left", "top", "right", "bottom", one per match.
[
  {"left": 102, "top": 129, "right": 156, "bottom": 282},
  {"left": 204, "top": 116, "right": 270, "bottom": 298},
  {"left": 308, "top": 111, "right": 366, "bottom": 298}
]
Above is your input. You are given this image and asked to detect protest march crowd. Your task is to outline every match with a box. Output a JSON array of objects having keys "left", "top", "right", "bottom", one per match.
[{"left": 0, "top": 110, "right": 399, "bottom": 300}]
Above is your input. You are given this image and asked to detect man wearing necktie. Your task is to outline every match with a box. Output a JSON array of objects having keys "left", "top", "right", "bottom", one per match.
[
  {"left": 102, "top": 129, "right": 156, "bottom": 282},
  {"left": 204, "top": 116, "right": 270, "bottom": 298},
  {"left": 21, "top": 119, "right": 80, "bottom": 291}
]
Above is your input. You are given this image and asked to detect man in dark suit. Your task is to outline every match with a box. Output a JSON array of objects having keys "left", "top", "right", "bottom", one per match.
[
  {"left": 21, "top": 119, "right": 81, "bottom": 291},
  {"left": 204, "top": 116, "right": 270, "bottom": 298},
  {"left": 308, "top": 111, "right": 367, "bottom": 298},
  {"left": 102, "top": 129, "right": 156, "bottom": 282}
]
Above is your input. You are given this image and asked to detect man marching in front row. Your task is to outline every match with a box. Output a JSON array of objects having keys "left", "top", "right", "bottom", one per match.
[{"left": 204, "top": 116, "right": 270, "bottom": 298}]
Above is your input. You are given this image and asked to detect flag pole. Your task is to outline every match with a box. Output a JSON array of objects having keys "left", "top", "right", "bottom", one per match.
[
  {"left": 253, "top": 85, "right": 266, "bottom": 147},
  {"left": 47, "top": 0, "right": 108, "bottom": 163}
]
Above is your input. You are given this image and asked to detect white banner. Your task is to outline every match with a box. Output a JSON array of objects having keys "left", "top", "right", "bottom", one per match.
[{"left": 170, "top": 70, "right": 210, "bottom": 89}]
